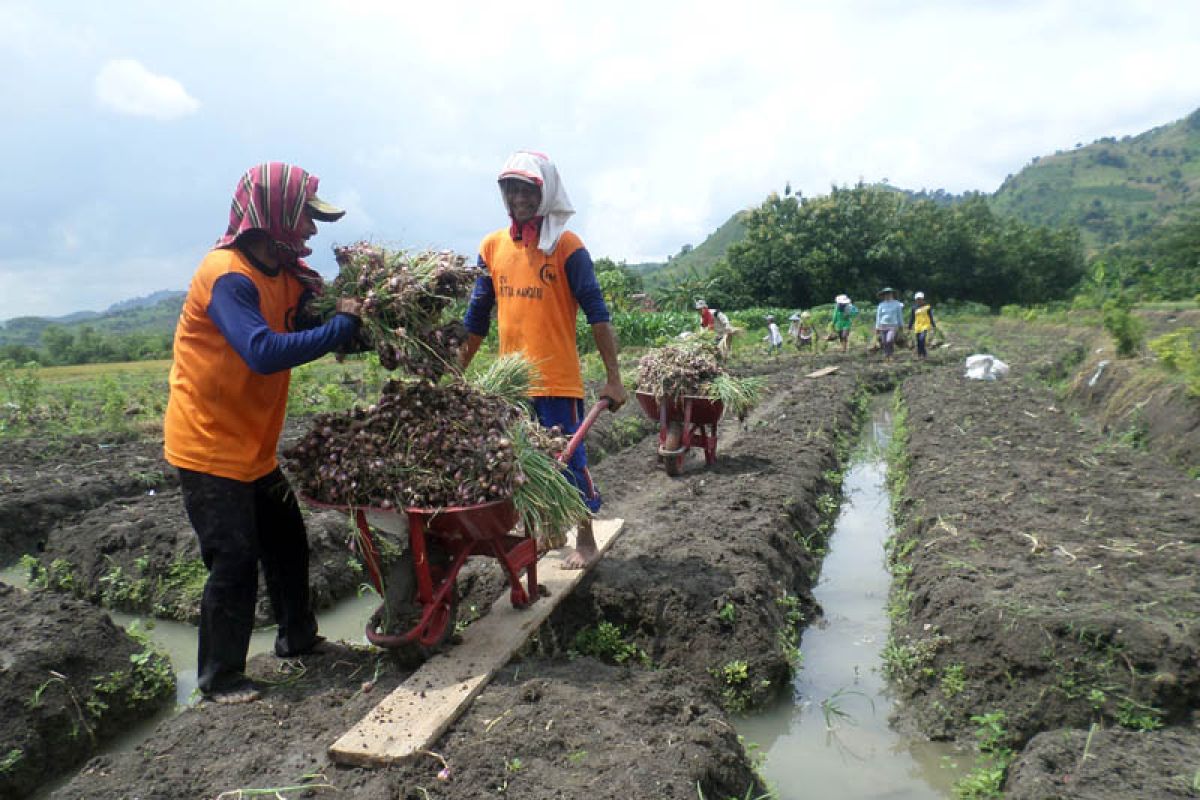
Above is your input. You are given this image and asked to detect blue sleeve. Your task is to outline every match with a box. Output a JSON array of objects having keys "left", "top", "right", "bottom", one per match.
[
  {"left": 207, "top": 273, "right": 360, "bottom": 375},
  {"left": 564, "top": 247, "right": 611, "bottom": 325},
  {"left": 462, "top": 255, "right": 496, "bottom": 337}
]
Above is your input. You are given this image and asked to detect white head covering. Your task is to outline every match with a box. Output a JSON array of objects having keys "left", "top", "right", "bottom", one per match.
[
  {"left": 498, "top": 151, "right": 575, "bottom": 254},
  {"left": 836, "top": 294, "right": 850, "bottom": 305},
  {"left": 914, "top": 291, "right": 926, "bottom": 300}
]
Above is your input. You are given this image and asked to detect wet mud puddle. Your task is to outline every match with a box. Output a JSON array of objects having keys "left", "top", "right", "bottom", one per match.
[{"left": 738, "top": 398, "right": 962, "bottom": 799}]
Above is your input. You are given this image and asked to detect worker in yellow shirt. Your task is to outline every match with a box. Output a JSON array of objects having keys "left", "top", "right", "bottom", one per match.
[{"left": 907, "top": 291, "right": 938, "bottom": 358}]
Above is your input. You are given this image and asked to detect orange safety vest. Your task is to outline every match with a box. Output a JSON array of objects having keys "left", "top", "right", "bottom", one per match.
[
  {"left": 479, "top": 229, "right": 588, "bottom": 398},
  {"left": 163, "top": 248, "right": 305, "bottom": 481}
]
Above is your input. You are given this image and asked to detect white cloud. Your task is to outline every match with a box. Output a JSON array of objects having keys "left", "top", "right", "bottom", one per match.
[{"left": 93, "top": 58, "right": 199, "bottom": 120}]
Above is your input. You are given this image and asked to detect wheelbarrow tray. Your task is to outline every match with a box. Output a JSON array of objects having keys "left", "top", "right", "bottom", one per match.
[{"left": 635, "top": 390, "right": 724, "bottom": 425}]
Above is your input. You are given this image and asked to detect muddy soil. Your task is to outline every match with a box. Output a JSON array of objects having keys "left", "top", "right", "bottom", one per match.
[
  {"left": 54, "top": 643, "right": 754, "bottom": 800},
  {"left": 888, "top": 334, "right": 1200, "bottom": 793},
  {"left": 0, "top": 583, "right": 174, "bottom": 800},
  {"left": 39, "top": 352, "right": 915, "bottom": 799},
  {"left": 6, "top": 418, "right": 365, "bottom": 624},
  {"left": 1005, "top": 726, "right": 1200, "bottom": 799},
  {"left": 1068, "top": 309, "right": 1200, "bottom": 472},
  {"left": 0, "top": 432, "right": 172, "bottom": 564},
  {"left": 31, "top": 490, "right": 361, "bottom": 625}
]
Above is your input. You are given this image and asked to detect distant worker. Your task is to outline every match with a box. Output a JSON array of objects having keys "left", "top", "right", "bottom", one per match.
[
  {"left": 908, "top": 291, "right": 938, "bottom": 358},
  {"left": 763, "top": 314, "right": 783, "bottom": 354},
  {"left": 164, "top": 163, "right": 363, "bottom": 704},
  {"left": 711, "top": 306, "right": 736, "bottom": 358},
  {"left": 789, "top": 311, "right": 815, "bottom": 352},
  {"left": 831, "top": 294, "right": 858, "bottom": 354},
  {"left": 695, "top": 298, "right": 715, "bottom": 331},
  {"left": 874, "top": 287, "right": 904, "bottom": 359},
  {"left": 460, "top": 150, "right": 627, "bottom": 569}
]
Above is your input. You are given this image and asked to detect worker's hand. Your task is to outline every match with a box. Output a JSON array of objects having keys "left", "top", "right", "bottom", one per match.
[
  {"left": 336, "top": 297, "right": 364, "bottom": 320},
  {"left": 599, "top": 380, "right": 628, "bottom": 412}
]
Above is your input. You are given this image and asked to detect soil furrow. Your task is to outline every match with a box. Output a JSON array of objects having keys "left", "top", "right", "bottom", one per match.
[{"left": 889, "top": 354, "right": 1200, "bottom": 798}]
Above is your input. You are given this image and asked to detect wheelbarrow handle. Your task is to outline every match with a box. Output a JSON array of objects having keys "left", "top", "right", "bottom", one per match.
[{"left": 558, "top": 398, "right": 611, "bottom": 464}]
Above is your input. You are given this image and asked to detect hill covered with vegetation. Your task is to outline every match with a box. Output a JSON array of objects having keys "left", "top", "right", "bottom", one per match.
[
  {"left": 0, "top": 292, "right": 184, "bottom": 364},
  {"left": 639, "top": 211, "right": 747, "bottom": 288},
  {"left": 991, "top": 108, "right": 1200, "bottom": 250}
]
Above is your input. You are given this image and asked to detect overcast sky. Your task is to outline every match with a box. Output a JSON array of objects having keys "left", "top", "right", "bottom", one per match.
[{"left": 2, "top": 0, "right": 1199, "bottom": 320}]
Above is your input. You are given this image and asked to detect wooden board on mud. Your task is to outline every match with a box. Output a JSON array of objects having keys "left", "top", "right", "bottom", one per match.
[
  {"left": 329, "top": 517, "right": 626, "bottom": 767},
  {"left": 805, "top": 365, "right": 840, "bottom": 378}
]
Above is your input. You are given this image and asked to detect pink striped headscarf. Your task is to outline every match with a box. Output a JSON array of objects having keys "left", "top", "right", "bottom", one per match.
[{"left": 214, "top": 163, "right": 327, "bottom": 292}]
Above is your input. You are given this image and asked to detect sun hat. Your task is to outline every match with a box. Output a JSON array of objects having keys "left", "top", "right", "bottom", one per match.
[
  {"left": 694, "top": 299, "right": 708, "bottom": 309},
  {"left": 788, "top": 312, "right": 801, "bottom": 321},
  {"left": 835, "top": 294, "right": 850, "bottom": 304},
  {"left": 914, "top": 291, "right": 926, "bottom": 300},
  {"left": 766, "top": 314, "right": 775, "bottom": 321},
  {"left": 878, "top": 287, "right": 895, "bottom": 297},
  {"left": 800, "top": 310, "right": 812, "bottom": 319}
]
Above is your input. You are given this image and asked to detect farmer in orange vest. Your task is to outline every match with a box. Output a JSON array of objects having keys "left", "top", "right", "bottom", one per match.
[
  {"left": 164, "top": 163, "right": 362, "bottom": 703},
  {"left": 460, "top": 151, "right": 627, "bottom": 568}
]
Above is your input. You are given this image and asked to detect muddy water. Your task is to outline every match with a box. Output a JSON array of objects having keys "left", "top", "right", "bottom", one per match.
[{"left": 737, "top": 399, "right": 963, "bottom": 799}]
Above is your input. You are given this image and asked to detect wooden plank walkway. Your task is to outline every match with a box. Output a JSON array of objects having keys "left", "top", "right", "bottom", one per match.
[
  {"left": 805, "top": 365, "right": 840, "bottom": 378},
  {"left": 329, "top": 518, "right": 626, "bottom": 767}
]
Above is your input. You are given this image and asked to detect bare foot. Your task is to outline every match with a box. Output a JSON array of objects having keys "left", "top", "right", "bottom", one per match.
[
  {"left": 562, "top": 522, "right": 598, "bottom": 570},
  {"left": 204, "top": 679, "right": 262, "bottom": 704}
]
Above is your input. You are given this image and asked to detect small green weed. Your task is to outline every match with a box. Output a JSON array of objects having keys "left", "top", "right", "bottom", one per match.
[
  {"left": 711, "top": 659, "right": 769, "bottom": 713},
  {"left": 1115, "top": 698, "right": 1163, "bottom": 731},
  {"left": 775, "top": 592, "right": 803, "bottom": 666},
  {"left": 820, "top": 687, "right": 875, "bottom": 730},
  {"left": 953, "top": 711, "right": 1013, "bottom": 799},
  {"left": 941, "top": 664, "right": 966, "bottom": 698},
  {"left": 717, "top": 601, "right": 737, "bottom": 625},
  {"left": 571, "top": 621, "right": 651, "bottom": 667},
  {"left": 881, "top": 635, "right": 947, "bottom": 684},
  {"left": 0, "top": 748, "right": 22, "bottom": 775}
]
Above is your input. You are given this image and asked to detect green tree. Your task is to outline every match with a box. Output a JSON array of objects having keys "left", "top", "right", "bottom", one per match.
[
  {"left": 719, "top": 184, "right": 1084, "bottom": 310},
  {"left": 41, "top": 326, "right": 75, "bottom": 365}
]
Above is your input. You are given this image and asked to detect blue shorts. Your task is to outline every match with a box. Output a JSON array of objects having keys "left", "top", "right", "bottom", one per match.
[{"left": 531, "top": 397, "right": 601, "bottom": 513}]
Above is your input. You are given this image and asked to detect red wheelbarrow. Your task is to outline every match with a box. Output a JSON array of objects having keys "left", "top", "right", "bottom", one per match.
[
  {"left": 305, "top": 399, "right": 610, "bottom": 659},
  {"left": 635, "top": 391, "right": 724, "bottom": 476}
]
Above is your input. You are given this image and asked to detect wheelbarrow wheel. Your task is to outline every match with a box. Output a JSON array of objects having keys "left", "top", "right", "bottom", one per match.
[
  {"left": 370, "top": 547, "right": 458, "bottom": 662},
  {"left": 663, "top": 421, "right": 685, "bottom": 477}
]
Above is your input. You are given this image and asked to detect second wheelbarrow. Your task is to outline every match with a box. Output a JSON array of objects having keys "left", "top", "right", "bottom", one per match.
[{"left": 634, "top": 390, "right": 724, "bottom": 476}]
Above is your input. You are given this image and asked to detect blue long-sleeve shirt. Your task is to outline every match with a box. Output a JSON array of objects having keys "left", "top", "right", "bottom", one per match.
[
  {"left": 208, "top": 273, "right": 359, "bottom": 374},
  {"left": 462, "top": 247, "right": 611, "bottom": 337},
  {"left": 875, "top": 299, "right": 905, "bottom": 328}
]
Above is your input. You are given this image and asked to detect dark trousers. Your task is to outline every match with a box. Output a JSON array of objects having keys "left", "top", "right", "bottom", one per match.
[
  {"left": 179, "top": 467, "right": 318, "bottom": 693},
  {"left": 916, "top": 331, "right": 929, "bottom": 357}
]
